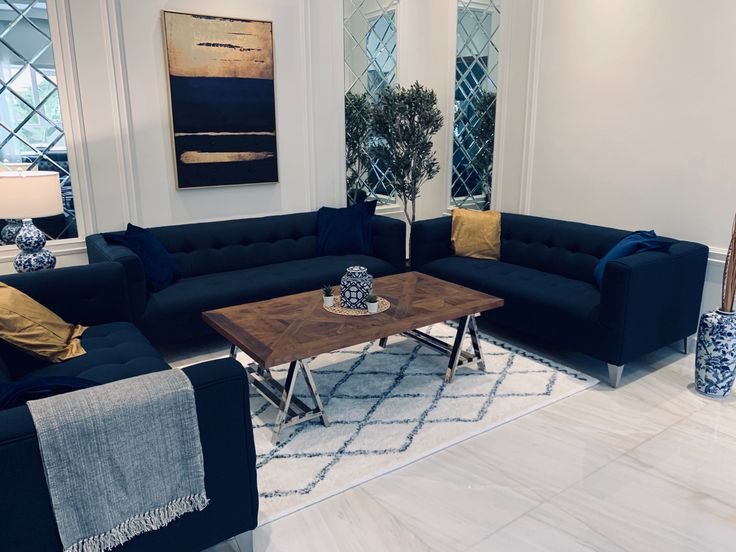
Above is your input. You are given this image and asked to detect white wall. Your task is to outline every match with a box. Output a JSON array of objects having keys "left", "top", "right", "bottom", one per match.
[
  {"left": 498, "top": 0, "right": 733, "bottom": 311},
  {"left": 0, "top": 0, "right": 345, "bottom": 273}
]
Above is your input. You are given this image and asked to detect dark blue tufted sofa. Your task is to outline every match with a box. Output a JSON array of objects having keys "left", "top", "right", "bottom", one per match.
[
  {"left": 86, "top": 211, "right": 406, "bottom": 345},
  {"left": 0, "top": 262, "right": 259, "bottom": 551},
  {"left": 411, "top": 213, "right": 709, "bottom": 386}
]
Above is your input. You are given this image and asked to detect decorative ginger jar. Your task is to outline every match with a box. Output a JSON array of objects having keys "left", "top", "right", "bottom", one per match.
[
  {"left": 340, "top": 266, "right": 373, "bottom": 309},
  {"left": 695, "top": 310, "right": 736, "bottom": 398}
]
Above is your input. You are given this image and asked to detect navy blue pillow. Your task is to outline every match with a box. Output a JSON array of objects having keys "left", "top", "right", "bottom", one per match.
[
  {"left": 0, "top": 376, "right": 97, "bottom": 410},
  {"left": 593, "top": 230, "right": 672, "bottom": 287},
  {"left": 317, "top": 201, "right": 377, "bottom": 256},
  {"left": 105, "top": 223, "right": 180, "bottom": 292}
]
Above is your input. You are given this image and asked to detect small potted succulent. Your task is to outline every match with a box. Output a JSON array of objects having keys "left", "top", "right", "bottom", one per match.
[
  {"left": 366, "top": 293, "right": 379, "bottom": 314},
  {"left": 322, "top": 284, "right": 334, "bottom": 307}
]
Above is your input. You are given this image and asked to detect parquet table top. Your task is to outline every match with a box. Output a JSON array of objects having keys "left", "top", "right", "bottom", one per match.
[{"left": 203, "top": 271, "right": 504, "bottom": 368}]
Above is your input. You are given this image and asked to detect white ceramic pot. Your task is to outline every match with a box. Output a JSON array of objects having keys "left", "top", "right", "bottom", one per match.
[
  {"left": 323, "top": 296, "right": 334, "bottom": 307},
  {"left": 367, "top": 301, "right": 378, "bottom": 314}
]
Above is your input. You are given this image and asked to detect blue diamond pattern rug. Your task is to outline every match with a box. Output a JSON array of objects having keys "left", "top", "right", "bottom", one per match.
[{"left": 236, "top": 323, "right": 598, "bottom": 523}]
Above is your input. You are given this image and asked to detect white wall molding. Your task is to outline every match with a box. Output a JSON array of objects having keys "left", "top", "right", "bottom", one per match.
[
  {"left": 46, "top": 0, "right": 95, "bottom": 236},
  {"left": 489, "top": 0, "right": 512, "bottom": 211},
  {"left": 301, "top": 1, "right": 318, "bottom": 211},
  {"left": 517, "top": 0, "right": 544, "bottom": 215},
  {"left": 101, "top": 0, "right": 139, "bottom": 225},
  {"left": 709, "top": 246, "right": 727, "bottom": 265},
  {"left": 441, "top": 2, "right": 458, "bottom": 211}
]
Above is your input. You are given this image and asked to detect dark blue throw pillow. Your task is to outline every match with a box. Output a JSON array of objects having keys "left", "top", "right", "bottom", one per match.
[
  {"left": 0, "top": 376, "right": 97, "bottom": 410},
  {"left": 105, "top": 223, "right": 180, "bottom": 292},
  {"left": 593, "top": 230, "right": 672, "bottom": 287},
  {"left": 317, "top": 201, "right": 377, "bottom": 256}
]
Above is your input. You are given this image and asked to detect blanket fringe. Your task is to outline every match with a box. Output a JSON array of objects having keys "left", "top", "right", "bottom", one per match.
[{"left": 65, "top": 493, "right": 209, "bottom": 552}]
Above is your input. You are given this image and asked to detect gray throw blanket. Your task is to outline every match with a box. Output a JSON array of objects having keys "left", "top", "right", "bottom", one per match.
[{"left": 28, "top": 369, "right": 208, "bottom": 552}]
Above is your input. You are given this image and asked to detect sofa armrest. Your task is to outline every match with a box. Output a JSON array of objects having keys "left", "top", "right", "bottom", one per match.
[
  {"left": 410, "top": 216, "right": 453, "bottom": 269},
  {"left": 86, "top": 233, "right": 148, "bottom": 320},
  {"left": 371, "top": 215, "right": 407, "bottom": 272},
  {"left": 0, "top": 358, "right": 258, "bottom": 551},
  {"left": 599, "top": 241, "right": 709, "bottom": 364},
  {"left": 0, "top": 262, "right": 133, "bottom": 325}
]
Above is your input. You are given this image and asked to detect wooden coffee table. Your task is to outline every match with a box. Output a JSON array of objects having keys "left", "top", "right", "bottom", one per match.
[{"left": 203, "top": 272, "right": 503, "bottom": 443}]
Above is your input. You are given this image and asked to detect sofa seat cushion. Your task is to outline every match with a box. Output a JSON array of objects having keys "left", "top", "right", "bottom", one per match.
[
  {"left": 20, "top": 322, "right": 168, "bottom": 383},
  {"left": 419, "top": 257, "right": 615, "bottom": 358},
  {"left": 422, "top": 256, "right": 601, "bottom": 319},
  {"left": 140, "top": 254, "right": 398, "bottom": 343}
]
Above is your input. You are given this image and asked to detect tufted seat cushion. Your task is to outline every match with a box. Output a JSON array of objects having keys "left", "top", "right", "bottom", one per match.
[
  {"left": 19, "top": 322, "right": 168, "bottom": 383},
  {"left": 139, "top": 254, "right": 398, "bottom": 343}
]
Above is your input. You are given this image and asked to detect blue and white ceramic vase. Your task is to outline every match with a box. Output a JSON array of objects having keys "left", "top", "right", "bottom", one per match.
[
  {"left": 695, "top": 310, "right": 736, "bottom": 398},
  {"left": 13, "top": 219, "right": 56, "bottom": 273},
  {"left": 340, "top": 266, "right": 373, "bottom": 309}
]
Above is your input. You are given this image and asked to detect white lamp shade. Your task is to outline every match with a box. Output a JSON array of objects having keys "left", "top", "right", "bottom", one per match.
[{"left": 0, "top": 171, "right": 63, "bottom": 219}]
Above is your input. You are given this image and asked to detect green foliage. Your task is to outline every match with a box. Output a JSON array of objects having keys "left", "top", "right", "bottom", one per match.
[
  {"left": 370, "top": 82, "right": 444, "bottom": 224},
  {"left": 322, "top": 284, "right": 333, "bottom": 297},
  {"left": 469, "top": 90, "right": 497, "bottom": 208},
  {"left": 345, "top": 92, "right": 373, "bottom": 205},
  {"left": 365, "top": 293, "right": 378, "bottom": 303}
]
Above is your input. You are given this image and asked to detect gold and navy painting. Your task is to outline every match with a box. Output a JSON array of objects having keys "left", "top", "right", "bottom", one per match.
[{"left": 163, "top": 11, "right": 278, "bottom": 189}]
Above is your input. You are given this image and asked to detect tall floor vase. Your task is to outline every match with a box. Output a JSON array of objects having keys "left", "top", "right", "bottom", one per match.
[{"left": 695, "top": 310, "right": 736, "bottom": 398}]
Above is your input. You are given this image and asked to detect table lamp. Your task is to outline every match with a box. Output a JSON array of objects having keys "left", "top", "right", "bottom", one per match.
[{"left": 0, "top": 171, "right": 63, "bottom": 272}]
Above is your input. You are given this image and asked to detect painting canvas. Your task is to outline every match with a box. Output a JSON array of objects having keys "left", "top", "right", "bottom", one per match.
[{"left": 163, "top": 11, "right": 278, "bottom": 189}]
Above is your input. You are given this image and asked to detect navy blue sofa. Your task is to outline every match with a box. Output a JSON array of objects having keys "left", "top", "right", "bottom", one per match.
[
  {"left": 86, "top": 211, "right": 406, "bottom": 345},
  {"left": 411, "top": 213, "right": 709, "bottom": 386},
  {"left": 0, "top": 263, "right": 258, "bottom": 552}
]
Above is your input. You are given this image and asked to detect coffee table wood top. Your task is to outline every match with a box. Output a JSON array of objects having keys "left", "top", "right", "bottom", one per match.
[{"left": 202, "top": 272, "right": 503, "bottom": 368}]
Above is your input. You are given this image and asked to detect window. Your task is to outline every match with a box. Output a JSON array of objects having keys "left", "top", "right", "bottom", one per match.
[
  {"left": 451, "top": 0, "right": 500, "bottom": 210},
  {"left": 0, "top": 1, "right": 77, "bottom": 242},
  {"left": 343, "top": 0, "right": 398, "bottom": 205}
]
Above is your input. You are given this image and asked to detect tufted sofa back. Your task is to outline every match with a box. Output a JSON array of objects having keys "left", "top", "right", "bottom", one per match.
[
  {"left": 149, "top": 212, "right": 319, "bottom": 279},
  {"left": 500, "top": 213, "right": 629, "bottom": 284}
]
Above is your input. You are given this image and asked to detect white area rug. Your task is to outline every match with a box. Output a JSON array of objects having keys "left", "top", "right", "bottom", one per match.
[{"left": 240, "top": 323, "right": 598, "bottom": 523}]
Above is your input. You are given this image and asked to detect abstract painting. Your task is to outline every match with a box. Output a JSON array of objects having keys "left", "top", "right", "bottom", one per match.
[{"left": 163, "top": 11, "right": 278, "bottom": 189}]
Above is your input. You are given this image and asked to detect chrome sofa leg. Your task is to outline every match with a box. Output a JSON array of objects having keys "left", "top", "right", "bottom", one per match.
[{"left": 607, "top": 364, "right": 624, "bottom": 388}]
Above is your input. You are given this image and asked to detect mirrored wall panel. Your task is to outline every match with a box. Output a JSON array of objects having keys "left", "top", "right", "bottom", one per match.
[
  {"left": 451, "top": 0, "right": 500, "bottom": 210},
  {"left": 344, "top": 0, "right": 398, "bottom": 205},
  {"left": 0, "top": 0, "right": 76, "bottom": 242}
]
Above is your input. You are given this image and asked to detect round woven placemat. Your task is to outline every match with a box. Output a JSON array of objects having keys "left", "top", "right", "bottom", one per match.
[{"left": 323, "top": 296, "right": 391, "bottom": 316}]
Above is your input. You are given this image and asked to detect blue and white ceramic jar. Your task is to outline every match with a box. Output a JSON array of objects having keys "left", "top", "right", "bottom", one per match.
[
  {"left": 695, "top": 310, "right": 736, "bottom": 398},
  {"left": 340, "top": 266, "right": 373, "bottom": 309}
]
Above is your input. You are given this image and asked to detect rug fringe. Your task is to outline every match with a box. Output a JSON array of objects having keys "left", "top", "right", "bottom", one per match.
[{"left": 65, "top": 493, "right": 209, "bottom": 552}]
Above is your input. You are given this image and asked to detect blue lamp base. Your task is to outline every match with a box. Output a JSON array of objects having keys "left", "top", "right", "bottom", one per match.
[{"left": 13, "top": 218, "right": 56, "bottom": 272}]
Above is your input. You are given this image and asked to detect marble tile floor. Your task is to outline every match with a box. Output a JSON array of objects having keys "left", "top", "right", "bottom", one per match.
[{"left": 173, "top": 329, "right": 736, "bottom": 552}]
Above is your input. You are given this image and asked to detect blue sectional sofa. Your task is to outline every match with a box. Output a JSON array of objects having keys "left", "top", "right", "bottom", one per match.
[
  {"left": 86, "top": 211, "right": 406, "bottom": 345},
  {"left": 411, "top": 213, "right": 709, "bottom": 386},
  {"left": 0, "top": 263, "right": 258, "bottom": 552}
]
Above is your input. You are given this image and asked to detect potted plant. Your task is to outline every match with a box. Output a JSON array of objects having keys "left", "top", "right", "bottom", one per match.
[
  {"left": 322, "top": 284, "right": 334, "bottom": 307},
  {"left": 365, "top": 294, "right": 379, "bottom": 314},
  {"left": 696, "top": 213, "right": 736, "bottom": 397},
  {"left": 370, "top": 82, "right": 443, "bottom": 229}
]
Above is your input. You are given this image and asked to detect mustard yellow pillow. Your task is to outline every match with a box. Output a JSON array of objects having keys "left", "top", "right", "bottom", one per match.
[
  {"left": 451, "top": 208, "right": 501, "bottom": 260},
  {"left": 0, "top": 282, "right": 86, "bottom": 363}
]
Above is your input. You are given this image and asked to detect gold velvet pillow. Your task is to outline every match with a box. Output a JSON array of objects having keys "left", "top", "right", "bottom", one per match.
[
  {"left": 0, "top": 282, "right": 86, "bottom": 363},
  {"left": 451, "top": 208, "right": 501, "bottom": 260}
]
